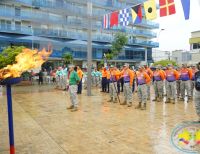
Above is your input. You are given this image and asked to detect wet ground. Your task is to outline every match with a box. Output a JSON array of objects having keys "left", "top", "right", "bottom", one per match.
[{"left": 0, "top": 85, "right": 198, "bottom": 154}]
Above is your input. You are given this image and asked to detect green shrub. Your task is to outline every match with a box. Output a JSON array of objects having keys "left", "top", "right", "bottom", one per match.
[{"left": 0, "top": 46, "right": 25, "bottom": 69}]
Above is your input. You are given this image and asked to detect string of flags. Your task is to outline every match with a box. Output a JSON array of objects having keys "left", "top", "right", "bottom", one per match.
[{"left": 103, "top": 0, "right": 190, "bottom": 29}]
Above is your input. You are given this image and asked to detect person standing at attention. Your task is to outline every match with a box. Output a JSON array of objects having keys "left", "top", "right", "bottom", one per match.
[
  {"left": 67, "top": 65, "right": 80, "bottom": 112},
  {"left": 194, "top": 62, "right": 200, "bottom": 122},
  {"left": 144, "top": 64, "right": 153, "bottom": 100}
]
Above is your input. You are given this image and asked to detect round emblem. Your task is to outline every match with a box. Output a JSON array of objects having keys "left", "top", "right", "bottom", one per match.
[{"left": 171, "top": 122, "right": 200, "bottom": 153}]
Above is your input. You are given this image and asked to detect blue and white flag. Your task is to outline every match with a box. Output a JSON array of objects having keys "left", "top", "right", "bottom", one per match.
[
  {"left": 181, "top": 0, "right": 190, "bottom": 20},
  {"left": 119, "top": 8, "right": 130, "bottom": 26}
]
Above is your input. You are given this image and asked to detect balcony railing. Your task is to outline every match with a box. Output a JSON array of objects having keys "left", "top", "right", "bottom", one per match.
[
  {"left": 33, "top": 28, "right": 158, "bottom": 47},
  {"left": 0, "top": 23, "right": 159, "bottom": 47},
  {"left": 0, "top": 8, "right": 157, "bottom": 38},
  {"left": 0, "top": 25, "right": 32, "bottom": 35},
  {"left": 135, "top": 20, "right": 159, "bottom": 29},
  {"left": 8, "top": 0, "right": 160, "bottom": 31},
  {"left": 0, "top": 18, "right": 158, "bottom": 47}
]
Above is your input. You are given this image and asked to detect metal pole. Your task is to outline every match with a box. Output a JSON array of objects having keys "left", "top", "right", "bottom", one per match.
[
  {"left": 154, "top": 29, "right": 165, "bottom": 62},
  {"left": 28, "top": 25, "right": 33, "bottom": 49},
  {"left": 31, "top": 6, "right": 33, "bottom": 50},
  {"left": 31, "top": 27, "right": 33, "bottom": 50},
  {"left": 87, "top": 1, "right": 92, "bottom": 96},
  {"left": 6, "top": 84, "right": 15, "bottom": 154},
  {"left": 145, "top": 48, "right": 148, "bottom": 64}
]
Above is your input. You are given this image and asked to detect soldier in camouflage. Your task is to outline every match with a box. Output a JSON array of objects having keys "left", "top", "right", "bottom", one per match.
[
  {"left": 194, "top": 62, "right": 200, "bottom": 122},
  {"left": 135, "top": 66, "right": 151, "bottom": 110}
]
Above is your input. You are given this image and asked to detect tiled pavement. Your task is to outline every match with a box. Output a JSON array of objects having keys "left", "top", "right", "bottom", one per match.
[{"left": 0, "top": 85, "right": 198, "bottom": 154}]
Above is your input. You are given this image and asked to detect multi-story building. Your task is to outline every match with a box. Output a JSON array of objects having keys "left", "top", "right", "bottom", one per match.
[
  {"left": 190, "top": 31, "right": 200, "bottom": 52},
  {"left": 152, "top": 49, "right": 171, "bottom": 62},
  {"left": 171, "top": 50, "right": 191, "bottom": 65},
  {"left": 0, "top": 0, "right": 159, "bottom": 67},
  {"left": 189, "top": 31, "right": 200, "bottom": 64}
]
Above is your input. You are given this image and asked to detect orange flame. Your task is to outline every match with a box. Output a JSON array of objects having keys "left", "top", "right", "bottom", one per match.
[{"left": 0, "top": 48, "right": 52, "bottom": 80}]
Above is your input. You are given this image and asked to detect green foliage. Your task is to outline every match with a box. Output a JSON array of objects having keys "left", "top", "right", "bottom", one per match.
[
  {"left": 105, "top": 53, "right": 114, "bottom": 60},
  {"left": 97, "top": 59, "right": 106, "bottom": 70},
  {"left": 110, "top": 32, "right": 128, "bottom": 58},
  {"left": 62, "top": 53, "right": 73, "bottom": 64},
  {"left": 153, "top": 60, "right": 177, "bottom": 67},
  {"left": 0, "top": 46, "right": 25, "bottom": 69}
]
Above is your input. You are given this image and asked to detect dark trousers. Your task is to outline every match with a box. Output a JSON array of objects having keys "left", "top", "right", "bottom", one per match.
[
  {"left": 77, "top": 79, "right": 82, "bottom": 94},
  {"left": 120, "top": 77, "right": 124, "bottom": 92},
  {"left": 102, "top": 77, "right": 107, "bottom": 92},
  {"left": 107, "top": 79, "right": 110, "bottom": 92},
  {"left": 53, "top": 77, "right": 56, "bottom": 83},
  {"left": 38, "top": 77, "right": 43, "bottom": 85},
  {"left": 117, "top": 80, "right": 120, "bottom": 94},
  {"left": 132, "top": 80, "right": 135, "bottom": 93}
]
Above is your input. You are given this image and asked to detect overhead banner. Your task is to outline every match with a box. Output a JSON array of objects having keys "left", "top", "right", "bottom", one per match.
[
  {"left": 102, "top": 0, "right": 190, "bottom": 29},
  {"left": 180, "top": 0, "right": 190, "bottom": 20}
]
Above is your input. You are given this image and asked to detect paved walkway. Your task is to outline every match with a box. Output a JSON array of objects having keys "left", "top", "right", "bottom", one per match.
[{"left": 0, "top": 85, "right": 198, "bottom": 154}]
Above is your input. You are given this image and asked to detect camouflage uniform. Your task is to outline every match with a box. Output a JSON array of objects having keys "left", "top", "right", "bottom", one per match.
[
  {"left": 180, "top": 80, "right": 191, "bottom": 98},
  {"left": 166, "top": 81, "right": 176, "bottom": 100},
  {"left": 194, "top": 89, "right": 200, "bottom": 119},
  {"left": 69, "top": 85, "right": 78, "bottom": 107},
  {"left": 109, "top": 82, "right": 117, "bottom": 101},
  {"left": 180, "top": 68, "right": 192, "bottom": 99},
  {"left": 176, "top": 80, "right": 181, "bottom": 98},
  {"left": 124, "top": 83, "right": 132, "bottom": 103},
  {"left": 147, "top": 84, "right": 151, "bottom": 100},
  {"left": 190, "top": 80, "right": 195, "bottom": 94},
  {"left": 138, "top": 84, "right": 147, "bottom": 105},
  {"left": 154, "top": 80, "right": 163, "bottom": 99},
  {"left": 165, "top": 68, "right": 179, "bottom": 103}
]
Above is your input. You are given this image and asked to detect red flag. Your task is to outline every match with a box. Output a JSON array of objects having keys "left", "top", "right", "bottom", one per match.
[
  {"left": 159, "top": 0, "right": 176, "bottom": 17},
  {"left": 110, "top": 11, "right": 119, "bottom": 27}
]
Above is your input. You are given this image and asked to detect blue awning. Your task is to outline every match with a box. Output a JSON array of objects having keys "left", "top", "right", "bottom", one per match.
[{"left": 18, "top": 36, "right": 62, "bottom": 44}]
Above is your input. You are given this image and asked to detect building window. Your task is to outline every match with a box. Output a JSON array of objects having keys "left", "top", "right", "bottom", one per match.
[
  {"left": 6, "top": 20, "right": 11, "bottom": 30},
  {"left": 15, "top": 21, "right": 21, "bottom": 31},
  {"left": 0, "top": 20, "right": 6, "bottom": 30},
  {"left": 193, "top": 43, "right": 198, "bottom": 49},
  {"left": 193, "top": 43, "right": 200, "bottom": 49},
  {"left": 15, "top": 7, "right": 21, "bottom": 17}
]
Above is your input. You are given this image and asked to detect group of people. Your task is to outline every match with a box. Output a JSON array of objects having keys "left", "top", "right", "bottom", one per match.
[{"left": 65, "top": 62, "right": 200, "bottom": 122}]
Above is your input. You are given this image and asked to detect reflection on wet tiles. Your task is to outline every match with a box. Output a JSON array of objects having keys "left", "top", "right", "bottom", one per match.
[{"left": 0, "top": 85, "right": 198, "bottom": 154}]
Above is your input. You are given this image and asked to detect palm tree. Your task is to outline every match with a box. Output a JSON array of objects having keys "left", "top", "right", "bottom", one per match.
[{"left": 62, "top": 53, "right": 73, "bottom": 65}]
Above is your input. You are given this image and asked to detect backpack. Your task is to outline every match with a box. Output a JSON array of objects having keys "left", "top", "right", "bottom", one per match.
[{"left": 195, "top": 71, "right": 200, "bottom": 91}]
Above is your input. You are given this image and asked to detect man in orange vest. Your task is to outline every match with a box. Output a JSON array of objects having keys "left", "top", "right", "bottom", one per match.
[
  {"left": 144, "top": 64, "right": 153, "bottom": 100},
  {"left": 135, "top": 66, "right": 151, "bottom": 110},
  {"left": 152, "top": 66, "right": 165, "bottom": 102},
  {"left": 107, "top": 65, "right": 119, "bottom": 103},
  {"left": 176, "top": 66, "right": 181, "bottom": 99},
  {"left": 194, "top": 62, "right": 200, "bottom": 122},
  {"left": 165, "top": 64, "right": 180, "bottom": 104},
  {"left": 120, "top": 63, "right": 135, "bottom": 107},
  {"left": 101, "top": 67, "right": 107, "bottom": 92},
  {"left": 114, "top": 66, "right": 121, "bottom": 94},
  {"left": 179, "top": 64, "right": 193, "bottom": 101},
  {"left": 77, "top": 66, "right": 83, "bottom": 94},
  {"left": 106, "top": 67, "right": 111, "bottom": 93},
  {"left": 190, "top": 64, "right": 198, "bottom": 98}
]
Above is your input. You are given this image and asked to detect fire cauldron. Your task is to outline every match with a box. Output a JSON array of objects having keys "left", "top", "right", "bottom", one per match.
[{"left": 0, "top": 77, "right": 22, "bottom": 154}]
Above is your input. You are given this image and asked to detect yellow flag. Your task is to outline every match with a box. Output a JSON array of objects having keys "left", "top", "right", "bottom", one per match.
[{"left": 144, "top": 0, "right": 157, "bottom": 20}]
